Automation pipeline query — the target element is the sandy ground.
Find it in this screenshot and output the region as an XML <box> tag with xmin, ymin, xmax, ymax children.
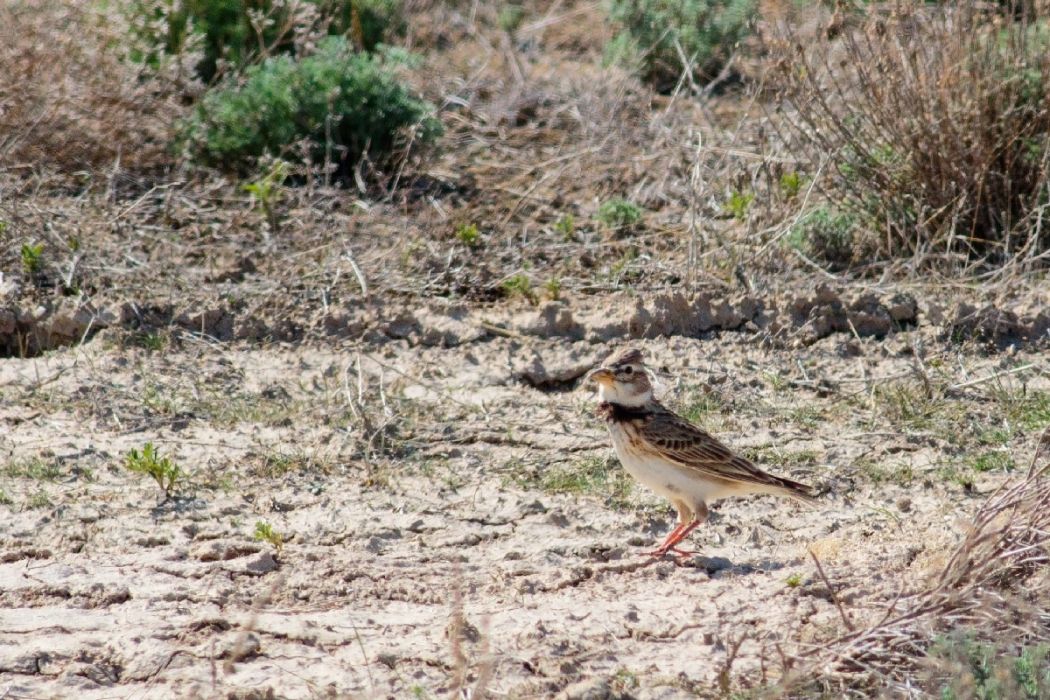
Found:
<box><xmin>3</xmin><ymin>320</ymin><xmax>1046</xmax><ymax>698</ymax></box>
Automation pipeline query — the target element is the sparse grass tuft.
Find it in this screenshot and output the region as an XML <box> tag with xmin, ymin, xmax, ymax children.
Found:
<box><xmin>2</xmin><ymin>457</ymin><xmax>62</xmax><ymax>482</ymax></box>
<box><xmin>511</xmin><ymin>456</ymin><xmax>635</xmax><ymax>510</ymax></box>
<box><xmin>125</xmin><ymin>442</ymin><xmax>183</xmax><ymax>501</ymax></box>
<box><xmin>25</xmin><ymin>490</ymin><xmax>52</xmax><ymax>510</ymax></box>
<box><xmin>0</xmin><ymin>489</ymin><xmax>13</xmax><ymax>505</ymax></box>
<box><xmin>969</xmin><ymin>450</ymin><xmax>1015</xmax><ymax>473</ymax></box>
<box><xmin>929</xmin><ymin>632</ymin><xmax>1050</xmax><ymax>700</ymax></box>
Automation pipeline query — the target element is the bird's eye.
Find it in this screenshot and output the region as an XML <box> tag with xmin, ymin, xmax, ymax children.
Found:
<box><xmin>622</xmin><ymin>366</ymin><xmax>634</xmax><ymax>375</ymax></box>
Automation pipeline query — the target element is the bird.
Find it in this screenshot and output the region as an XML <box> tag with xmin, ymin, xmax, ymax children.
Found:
<box><xmin>584</xmin><ymin>346</ymin><xmax>816</xmax><ymax>558</ymax></box>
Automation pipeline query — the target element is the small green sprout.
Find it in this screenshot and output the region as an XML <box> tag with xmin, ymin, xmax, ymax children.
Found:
<box><xmin>723</xmin><ymin>190</ymin><xmax>754</xmax><ymax>220</ymax></box>
<box><xmin>554</xmin><ymin>213</ymin><xmax>575</xmax><ymax>240</ymax></box>
<box><xmin>785</xmin><ymin>573</ymin><xmax>803</xmax><ymax>588</ymax></box>
<box><xmin>125</xmin><ymin>442</ymin><xmax>183</xmax><ymax>501</ymax></box>
<box><xmin>21</xmin><ymin>242</ymin><xmax>44</xmax><ymax>276</ymax></box>
<box><xmin>455</xmin><ymin>223</ymin><xmax>481</xmax><ymax>247</ymax></box>
<box><xmin>501</xmin><ymin>273</ymin><xmax>537</xmax><ymax>303</ymax></box>
<box><xmin>253</xmin><ymin>521</ymin><xmax>284</xmax><ymax>556</ymax></box>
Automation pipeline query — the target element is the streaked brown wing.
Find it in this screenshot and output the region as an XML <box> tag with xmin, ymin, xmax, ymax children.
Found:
<box><xmin>637</xmin><ymin>404</ymin><xmax>795</xmax><ymax>490</ymax></box>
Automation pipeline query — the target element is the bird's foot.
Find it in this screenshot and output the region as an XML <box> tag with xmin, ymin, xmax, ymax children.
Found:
<box><xmin>646</xmin><ymin>546</ymin><xmax>695</xmax><ymax>559</ymax></box>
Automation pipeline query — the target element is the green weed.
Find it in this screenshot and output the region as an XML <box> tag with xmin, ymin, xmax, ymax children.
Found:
<box><xmin>243</xmin><ymin>159</ymin><xmax>289</xmax><ymax>233</ymax></box>
<box><xmin>606</xmin><ymin>0</ymin><xmax>754</xmax><ymax>91</ymax></box>
<box><xmin>596</xmin><ymin>198</ymin><xmax>643</xmax><ymax>230</ymax></box>
<box><xmin>501</xmin><ymin>273</ymin><xmax>537</xmax><ymax>303</ymax></box>
<box><xmin>723</xmin><ymin>190</ymin><xmax>754</xmax><ymax>220</ymax></box>
<box><xmin>20</xmin><ymin>242</ymin><xmax>44</xmax><ymax>276</ymax></box>
<box><xmin>554</xmin><ymin>213</ymin><xmax>576</xmax><ymax>240</ymax></box>
<box><xmin>785</xmin><ymin>572</ymin><xmax>803</xmax><ymax>588</ymax></box>
<box><xmin>543</xmin><ymin>277</ymin><xmax>562</xmax><ymax>301</ymax></box>
<box><xmin>253</xmin><ymin>521</ymin><xmax>285</xmax><ymax>556</ymax></box>
<box><xmin>779</xmin><ymin>171</ymin><xmax>804</xmax><ymax>199</ymax></box>
<box><xmin>455</xmin><ymin>223</ymin><xmax>481</xmax><ymax>248</ymax></box>
<box><xmin>180</xmin><ymin>38</ymin><xmax>440</xmax><ymax>174</ymax></box>
<box><xmin>125</xmin><ymin>442</ymin><xmax>183</xmax><ymax>500</ymax></box>
<box><xmin>0</xmin><ymin>489</ymin><xmax>12</xmax><ymax>505</ymax></box>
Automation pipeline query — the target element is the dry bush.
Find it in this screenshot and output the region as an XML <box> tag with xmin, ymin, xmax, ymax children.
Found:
<box><xmin>0</xmin><ymin>0</ymin><xmax>184</xmax><ymax>176</ymax></box>
<box><xmin>766</xmin><ymin>2</ymin><xmax>1050</xmax><ymax>271</ymax></box>
<box><xmin>781</xmin><ymin>428</ymin><xmax>1050</xmax><ymax>695</ymax></box>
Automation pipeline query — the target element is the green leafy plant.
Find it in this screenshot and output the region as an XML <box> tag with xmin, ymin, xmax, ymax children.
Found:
<box><xmin>930</xmin><ymin>632</ymin><xmax>1050</xmax><ymax>700</ymax></box>
<box><xmin>125</xmin><ymin>442</ymin><xmax>183</xmax><ymax>501</ymax></box>
<box><xmin>788</xmin><ymin>207</ymin><xmax>856</xmax><ymax>269</ymax></box>
<box><xmin>785</xmin><ymin>573</ymin><xmax>803</xmax><ymax>588</ymax></box>
<box><xmin>606</xmin><ymin>0</ymin><xmax>755</xmax><ymax>91</ymax></box>
<box><xmin>779</xmin><ymin>171</ymin><xmax>803</xmax><ymax>199</ymax></box>
<box><xmin>243</xmin><ymin>159</ymin><xmax>289</xmax><ymax>233</ymax></box>
<box><xmin>543</xmin><ymin>277</ymin><xmax>562</xmax><ymax>301</ymax></box>
<box><xmin>180</xmin><ymin>37</ymin><xmax>441</xmax><ymax>175</ymax></box>
<box><xmin>127</xmin><ymin>0</ymin><xmax>403</xmax><ymax>82</ymax></box>
<box><xmin>596</xmin><ymin>197</ymin><xmax>644</xmax><ymax>230</ymax></box>
<box><xmin>20</xmin><ymin>242</ymin><xmax>44</xmax><ymax>276</ymax></box>
<box><xmin>501</xmin><ymin>273</ymin><xmax>537</xmax><ymax>304</ymax></box>
<box><xmin>498</xmin><ymin>4</ymin><xmax>526</xmax><ymax>33</ymax></box>
<box><xmin>554</xmin><ymin>213</ymin><xmax>575</xmax><ymax>240</ymax></box>
<box><xmin>723</xmin><ymin>190</ymin><xmax>754</xmax><ymax>220</ymax></box>
<box><xmin>455</xmin><ymin>223</ymin><xmax>481</xmax><ymax>248</ymax></box>
<box><xmin>253</xmin><ymin>520</ymin><xmax>285</xmax><ymax>556</ymax></box>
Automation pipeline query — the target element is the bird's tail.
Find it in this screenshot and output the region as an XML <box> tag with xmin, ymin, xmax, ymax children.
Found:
<box><xmin>770</xmin><ymin>475</ymin><xmax>819</xmax><ymax>506</ymax></box>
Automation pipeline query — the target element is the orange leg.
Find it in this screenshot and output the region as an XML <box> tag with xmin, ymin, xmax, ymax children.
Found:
<box><xmin>648</xmin><ymin>502</ymin><xmax>709</xmax><ymax>559</ymax></box>
<box><xmin>647</xmin><ymin>520</ymin><xmax>689</xmax><ymax>557</ymax></box>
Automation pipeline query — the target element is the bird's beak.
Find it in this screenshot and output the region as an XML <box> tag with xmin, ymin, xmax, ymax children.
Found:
<box><xmin>583</xmin><ymin>367</ymin><xmax>614</xmax><ymax>386</ymax></box>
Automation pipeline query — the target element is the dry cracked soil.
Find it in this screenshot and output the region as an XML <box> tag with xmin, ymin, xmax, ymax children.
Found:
<box><xmin>2</xmin><ymin>291</ymin><xmax>1049</xmax><ymax>698</ymax></box>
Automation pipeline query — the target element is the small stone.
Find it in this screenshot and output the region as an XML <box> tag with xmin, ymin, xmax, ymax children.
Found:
<box><xmin>897</xmin><ymin>497</ymin><xmax>912</xmax><ymax>513</ymax></box>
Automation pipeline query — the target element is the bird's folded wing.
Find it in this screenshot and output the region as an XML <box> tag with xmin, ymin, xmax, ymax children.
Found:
<box><xmin>638</xmin><ymin>410</ymin><xmax>789</xmax><ymax>488</ymax></box>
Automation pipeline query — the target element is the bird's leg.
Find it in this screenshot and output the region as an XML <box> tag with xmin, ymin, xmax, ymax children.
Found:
<box><xmin>653</xmin><ymin>502</ymin><xmax>709</xmax><ymax>558</ymax></box>
<box><xmin>659</xmin><ymin>519</ymin><xmax>701</xmax><ymax>556</ymax></box>
<box><xmin>647</xmin><ymin>521</ymin><xmax>688</xmax><ymax>557</ymax></box>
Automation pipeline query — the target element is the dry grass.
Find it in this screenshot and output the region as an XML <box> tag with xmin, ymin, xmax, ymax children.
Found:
<box><xmin>779</xmin><ymin>428</ymin><xmax>1050</xmax><ymax>695</ymax></box>
<box><xmin>0</xmin><ymin>0</ymin><xmax>183</xmax><ymax>176</ymax></box>
<box><xmin>766</xmin><ymin>1</ymin><xmax>1050</xmax><ymax>272</ymax></box>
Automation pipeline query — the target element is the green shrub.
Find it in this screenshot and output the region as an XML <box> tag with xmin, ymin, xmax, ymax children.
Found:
<box><xmin>929</xmin><ymin>632</ymin><xmax>1050</xmax><ymax>700</ymax></box>
<box><xmin>606</xmin><ymin>0</ymin><xmax>755</xmax><ymax>91</ymax></box>
<box><xmin>128</xmin><ymin>0</ymin><xmax>403</xmax><ymax>82</ymax></box>
<box><xmin>788</xmin><ymin>207</ymin><xmax>856</xmax><ymax>269</ymax></box>
<box><xmin>596</xmin><ymin>197</ymin><xmax>644</xmax><ymax>230</ymax></box>
<box><xmin>180</xmin><ymin>37</ymin><xmax>440</xmax><ymax>173</ymax></box>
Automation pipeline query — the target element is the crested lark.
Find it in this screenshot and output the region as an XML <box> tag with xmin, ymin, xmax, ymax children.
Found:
<box><xmin>585</xmin><ymin>347</ymin><xmax>816</xmax><ymax>557</ymax></box>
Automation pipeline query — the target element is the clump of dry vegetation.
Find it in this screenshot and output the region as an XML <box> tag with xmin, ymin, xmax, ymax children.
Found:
<box><xmin>0</xmin><ymin>0</ymin><xmax>182</xmax><ymax>174</ymax></box>
<box><xmin>768</xmin><ymin>2</ymin><xmax>1050</xmax><ymax>271</ymax></box>
<box><xmin>781</xmin><ymin>429</ymin><xmax>1050</xmax><ymax>696</ymax></box>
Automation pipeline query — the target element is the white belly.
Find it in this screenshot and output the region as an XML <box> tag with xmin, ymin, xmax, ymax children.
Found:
<box><xmin>608</xmin><ymin>423</ymin><xmax>737</xmax><ymax>506</ymax></box>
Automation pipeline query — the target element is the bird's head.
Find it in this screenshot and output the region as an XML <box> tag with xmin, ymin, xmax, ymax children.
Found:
<box><xmin>584</xmin><ymin>347</ymin><xmax>653</xmax><ymax>406</ymax></box>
